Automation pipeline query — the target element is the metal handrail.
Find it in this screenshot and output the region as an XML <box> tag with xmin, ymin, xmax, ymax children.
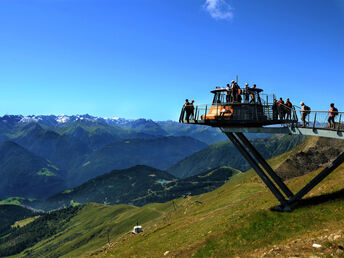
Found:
<box><xmin>298</xmin><ymin>110</ymin><xmax>344</xmax><ymax>114</ymax></box>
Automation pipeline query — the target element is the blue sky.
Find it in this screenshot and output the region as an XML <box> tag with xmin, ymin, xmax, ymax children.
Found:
<box><xmin>0</xmin><ymin>0</ymin><xmax>343</xmax><ymax>120</ymax></box>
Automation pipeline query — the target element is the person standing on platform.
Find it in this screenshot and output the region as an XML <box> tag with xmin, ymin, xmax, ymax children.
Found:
<box><xmin>230</xmin><ymin>81</ymin><xmax>239</xmax><ymax>102</ymax></box>
<box><xmin>300</xmin><ymin>102</ymin><xmax>311</xmax><ymax>127</ymax></box>
<box><xmin>226</xmin><ymin>83</ymin><xmax>231</xmax><ymax>103</ymax></box>
<box><xmin>250</xmin><ymin>84</ymin><xmax>256</xmax><ymax>103</ymax></box>
<box><xmin>183</xmin><ymin>99</ymin><xmax>190</xmax><ymax>123</ymax></box>
<box><xmin>272</xmin><ymin>98</ymin><xmax>278</xmax><ymax>120</ymax></box>
<box><xmin>190</xmin><ymin>100</ymin><xmax>195</xmax><ymax>120</ymax></box>
<box><xmin>244</xmin><ymin>83</ymin><xmax>250</xmax><ymax>103</ymax></box>
<box><xmin>285</xmin><ymin>98</ymin><xmax>293</xmax><ymax>120</ymax></box>
<box><xmin>277</xmin><ymin>97</ymin><xmax>285</xmax><ymax>120</ymax></box>
<box><xmin>328</xmin><ymin>103</ymin><xmax>338</xmax><ymax>129</ymax></box>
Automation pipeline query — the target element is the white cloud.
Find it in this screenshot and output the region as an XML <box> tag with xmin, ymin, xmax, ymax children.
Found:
<box><xmin>204</xmin><ymin>0</ymin><xmax>234</xmax><ymax>20</ymax></box>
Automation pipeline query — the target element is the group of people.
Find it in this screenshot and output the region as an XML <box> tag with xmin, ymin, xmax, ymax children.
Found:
<box><xmin>225</xmin><ymin>81</ymin><xmax>257</xmax><ymax>104</ymax></box>
<box><xmin>180</xmin><ymin>92</ymin><xmax>340</xmax><ymax>129</ymax></box>
<box><xmin>276</xmin><ymin>99</ymin><xmax>339</xmax><ymax>129</ymax></box>
<box><xmin>299</xmin><ymin>102</ymin><xmax>339</xmax><ymax>128</ymax></box>
<box><xmin>273</xmin><ymin>97</ymin><xmax>294</xmax><ymax>120</ymax></box>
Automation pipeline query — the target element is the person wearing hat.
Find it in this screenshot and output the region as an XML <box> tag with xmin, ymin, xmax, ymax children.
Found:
<box><xmin>300</xmin><ymin>101</ymin><xmax>311</xmax><ymax>127</ymax></box>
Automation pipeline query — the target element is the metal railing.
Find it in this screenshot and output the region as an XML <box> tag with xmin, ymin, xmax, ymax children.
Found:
<box><xmin>179</xmin><ymin>102</ymin><xmax>298</xmax><ymax>125</ymax></box>
<box><xmin>297</xmin><ymin>109</ymin><xmax>344</xmax><ymax>131</ymax></box>
<box><xmin>179</xmin><ymin>102</ymin><xmax>344</xmax><ymax>132</ymax></box>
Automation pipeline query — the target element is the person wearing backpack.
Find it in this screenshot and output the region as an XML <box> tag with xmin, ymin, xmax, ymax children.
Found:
<box><xmin>328</xmin><ymin>103</ymin><xmax>338</xmax><ymax>129</ymax></box>
<box><xmin>300</xmin><ymin>102</ymin><xmax>311</xmax><ymax>127</ymax></box>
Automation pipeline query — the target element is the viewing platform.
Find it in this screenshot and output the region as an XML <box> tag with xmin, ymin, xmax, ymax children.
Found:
<box><xmin>179</xmin><ymin>83</ymin><xmax>344</xmax><ymax>211</ymax></box>
<box><xmin>180</xmin><ymin>87</ymin><xmax>344</xmax><ymax>139</ymax></box>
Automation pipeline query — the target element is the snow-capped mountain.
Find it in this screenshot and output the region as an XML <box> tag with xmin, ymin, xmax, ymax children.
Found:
<box><xmin>0</xmin><ymin>114</ymin><xmax>230</xmax><ymax>144</ymax></box>
<box><xmin>0</xmin><ymin>114</ymin><xmax>133</xmax><ymax>126</ymax></box>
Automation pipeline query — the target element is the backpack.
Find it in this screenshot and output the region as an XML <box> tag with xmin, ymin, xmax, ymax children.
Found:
<box><xmin>304</xmin><ymin>105</ymin><xmax>311</xmax><ymax>114</ymax></box>
<box><xmin>333</xmin><ymin>107</ymin><xmax>338</xmax><ymax>116</ymax></box>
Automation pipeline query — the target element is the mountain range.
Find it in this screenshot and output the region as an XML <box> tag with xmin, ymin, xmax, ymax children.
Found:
<box><xmin>0</xmin><ymin>114</ymin><xmax>300</xmax><ymax>209</ymax></box>
<box><xmin>0</xmin><ymin>115</ymin><xmax>213</xmax><ymax>197</ymax></box>
<box><xmin>2</xmin><ymin>135</ymin><xmax>344</xmax><ymax>257</ymax></box>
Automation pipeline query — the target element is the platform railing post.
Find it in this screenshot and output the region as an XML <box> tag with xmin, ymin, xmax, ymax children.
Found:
<box><xmin>337</xmin><ymin>114</ymin><xmax>342</xmax><ymax>132</ymax></box>
<box><xmin>235</xmin><ymin>132</ymin><xmax>294</xmax><ymax>198</ymax></box>
<box><xmin>179</xmin><ymin>107</ymin><xmax>184</xmax><ymax>123</ymax></box>
<box><xmin>313</xmin><ymin>112</ymin><xmax>317</xmax><ymax>131</ymax></box>
<box><xmin>204</xmin><ymin>105</ymin><xmax>207</xmax><ymax>120</ymax></box>
<box><xmin>225</xmin><ymin>132</ymin><xmax>290</xmax><ymax>210</ymax></box>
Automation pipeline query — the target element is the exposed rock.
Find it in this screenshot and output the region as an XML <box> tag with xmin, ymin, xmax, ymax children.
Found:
<box><xmin>312</xmin><ymin>243</ymin><xmax>322</xmax><ymax>248</ymax></box>
<box><xmin>276</xmin><ymin>137</ymin><xmax>344</xmax><ymax>180</ymax></box>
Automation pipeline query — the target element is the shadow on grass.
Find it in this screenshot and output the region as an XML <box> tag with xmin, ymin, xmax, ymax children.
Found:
<box><xmin>270</xmin><ymin>188</ymin><xmax>344</xmax><ymax>212</ymax></box>
<box><xmin>296</xmin><ymin>188</ymin><xmax>344</xmax><ymax>208</ymax></box>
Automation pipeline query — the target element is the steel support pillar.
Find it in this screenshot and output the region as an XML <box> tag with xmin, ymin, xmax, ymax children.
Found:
<box><xmin>224</xmin><ymin>131</ymin><xmax>344</xmax><ymax>211</ymax></box>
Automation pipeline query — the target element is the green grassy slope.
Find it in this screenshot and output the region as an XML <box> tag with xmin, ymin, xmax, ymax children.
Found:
<box><xmin>0</xmin><ymin>205</ymin><xmax>39</xmax><ymax>238</ymax></box>
<box><xmin>9</xmin><ymin>163</ymin><xmax>344</xmax><ymax>257</ymax></box>
<box><xmin>100</xmin><ymin>155</ymin><xmax>344</xmax><ymax>257</ymax></box>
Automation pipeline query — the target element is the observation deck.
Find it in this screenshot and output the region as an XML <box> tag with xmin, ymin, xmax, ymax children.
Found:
<box><xmin>180</xmin><ymin>87</ymin><xmax>344</xmax><ymax>139</ymax></box>
<box><xmin>179</xmin><ymin>84</ymin><xmax>344</xmax><ymax>211</ymax></box>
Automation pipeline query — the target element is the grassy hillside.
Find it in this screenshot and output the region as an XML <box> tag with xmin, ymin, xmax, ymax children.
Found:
<box><xmin>0</xmin><ymin>205</ymin><xmax>39</xmax><ymax>238</ymax></box>
<box><xmin>0</xmin><ymin>206</ymin><xmax>81</xmax><ymax>257</ymax></box>
<box><xmin>4</xmin><ymin>137</ymin><xmax>344</xmax><ymax>257</ymax></box>
<box><xmin>32</xmin><ymin>165</ymin><xmax>240</xmax><ymax>211</ymax></box>
<box><xmin>168</xmin><ymin>134</ymin><xmax>305</xmax><ymax>178</ymax></box>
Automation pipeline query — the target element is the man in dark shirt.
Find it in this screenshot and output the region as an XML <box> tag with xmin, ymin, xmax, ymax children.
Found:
<box><xmin>285</xmin><ymin>98</ymin><xmax>293</xmax><ymax>120</ymax></box>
